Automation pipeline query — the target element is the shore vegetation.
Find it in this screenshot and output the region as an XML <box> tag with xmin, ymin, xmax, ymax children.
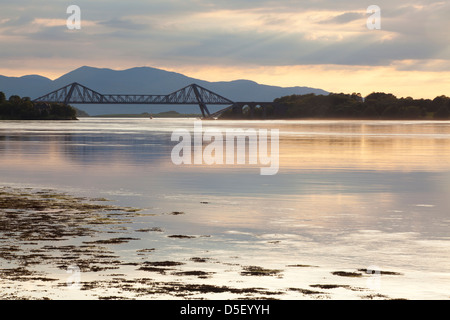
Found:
<box><xmin>220</xmin><ymin>92</ymin><xmax>450</xmax><ymax>120</ymax></box>
<box><xmin>0</xmin><ymin>92</ymin><xmax>77</xmax><ymax>120</ymax></box>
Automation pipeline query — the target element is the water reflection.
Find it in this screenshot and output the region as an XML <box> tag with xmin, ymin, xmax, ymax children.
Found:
<box><xmin>2</xmin><ymin>119</ymin><xmax>450</xmax><ymax>171</ymax></box>
<box><xmin>1</xmin><ymin>119</ymin><xmax>450</xmax><ymax>204</ymax></box>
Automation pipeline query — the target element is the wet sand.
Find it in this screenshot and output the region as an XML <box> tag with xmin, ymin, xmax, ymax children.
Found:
<box><xmin>0</xmin><ymin>186</ymin><xmax>406</xmax><ymax>300</ymax></box>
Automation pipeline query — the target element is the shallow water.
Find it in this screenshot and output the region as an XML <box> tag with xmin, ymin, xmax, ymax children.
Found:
<box><xmin>0</xmin><ymin>118</ymin><xmax>449</xmax><ymax>299</ymax></box>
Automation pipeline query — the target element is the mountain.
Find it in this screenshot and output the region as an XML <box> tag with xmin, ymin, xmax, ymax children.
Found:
<box><xmin>0</xmin><ymin>66</ymin><xmax>328</xmax><ymax>115</ymax></box>
<box><xmin>0</xmin><ymin>74</ymin><xmax>52</xmax><ymax>99</ymax></box>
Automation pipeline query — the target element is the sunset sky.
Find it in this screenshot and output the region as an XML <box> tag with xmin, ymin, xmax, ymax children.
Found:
<box><xmin>1</xmin><ymin>0</ymin><xmax>449</xmax><ymax>98</ymax></box>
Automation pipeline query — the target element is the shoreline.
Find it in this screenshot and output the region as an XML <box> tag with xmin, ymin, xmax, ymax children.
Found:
<box><xmin>0</xmin><ymin>186</ymin><xmax>411</xmax><ymax>300</ymax></box>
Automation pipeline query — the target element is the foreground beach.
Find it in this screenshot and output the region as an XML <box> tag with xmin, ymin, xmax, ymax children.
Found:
<box><xmin>1</xmin><ymin>186</ymin><xmax>409</xmax><ymax>300</ymax></box>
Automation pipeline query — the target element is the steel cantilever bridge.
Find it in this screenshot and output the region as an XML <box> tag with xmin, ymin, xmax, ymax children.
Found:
<box><xmin>33</xmin><ymin>82</ymin><xmax>285</xmax><ymax>118</ymax></box>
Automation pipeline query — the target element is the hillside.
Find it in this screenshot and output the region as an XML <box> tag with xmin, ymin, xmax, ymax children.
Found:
<box><xmin>0</xmin><ymin>66</ymin><xmax>328</xmax><ymax>115</ymax></box>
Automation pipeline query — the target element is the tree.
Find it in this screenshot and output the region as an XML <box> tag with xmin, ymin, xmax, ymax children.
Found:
<box><xmin>434</xmin><ymin>106</ymin><xmax>450</xmax><ymax>119</ymax></box>
<box><xmin>362</xmin><ymin>105</ymin><xmax>379</xmax><ymax>118</ymax></box>
<box><xmin>431</xmin><ymin>95</ymin><xmax>450</xmax><ymax>113</ymax></box>
<box><xmin>401</xmin><ymin>106</ymin><xmax>422</xmax><ymax>119</ymax></box>
<box><xmin>351</xmin><ymin>93</ymin><xmax>363</xmax><ymax>103</ymax></box>
<box><xmin>49</xmin><ymin>103</ymin><xmax>77</xmax><ymax>119</ymax></box>
<box><xmin>381</xmin><ymin>105</ymin><xmax>400</xmax><ymax>119</ymax></box>
<box><xmin>365</xmin><ymin>92</ymin><xmax>398</xmax><ymax>115</ymax></box>
<box><xmin>9</xmin><ymin>95</ymin><xmax>21</xmax><ymax>105</ymax></box>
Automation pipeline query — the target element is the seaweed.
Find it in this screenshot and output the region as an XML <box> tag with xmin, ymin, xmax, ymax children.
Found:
<box><xmin>331</xmin><ymin>271</ymin><xmax>363</xmax><ymax>277</ymax></box>
<box><xmin>167</xmin><ymin>235</ymin><xmax>196</xmax><ymax>239</ymax></box>
<box><xmin>240</xmin><ymin>266</ymin><xmax>283</xmax><ymax>277</ymax></box>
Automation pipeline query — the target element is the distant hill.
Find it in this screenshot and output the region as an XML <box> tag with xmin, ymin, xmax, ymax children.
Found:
<box><xmin>0</xmin><ymin>74</ymin><xmax>52</xmax><ymax>99</ymax></box>
<box><xmin>0</xmin><ymin>66</ymin><xmax>328</xmax><ymax>115</ymax></box>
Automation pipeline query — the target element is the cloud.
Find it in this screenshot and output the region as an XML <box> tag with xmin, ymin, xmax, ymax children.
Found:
<box><xmin>318</xmin><ymin>12</ymin><xmax>365</xmax><ymax>24</ymax></box>
<box><xmin>97</xmin><ymin>18</ymin><xmax>149</xmax><ymax>30</ymax></box>
<box><xmin>0</xmin><ymin>15</ymin><xmax>35</xmax><ymax>27</ymax></box>
<box><xmin>0</xmin><ymin>0</ymin><xmax>449</xmax><ymax>76</ymax></box>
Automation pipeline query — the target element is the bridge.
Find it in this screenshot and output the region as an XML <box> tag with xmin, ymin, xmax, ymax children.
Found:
<box><xmin>33</xmin><ymin>82</ymin><xmax>285</xmax><ymax>119</ymax></box>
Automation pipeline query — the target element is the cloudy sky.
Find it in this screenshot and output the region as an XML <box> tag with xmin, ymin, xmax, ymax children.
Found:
<box><xmin>1</xmin><ymin>0</ymin><xmax>449</xmax><ymax>98</ymax></box>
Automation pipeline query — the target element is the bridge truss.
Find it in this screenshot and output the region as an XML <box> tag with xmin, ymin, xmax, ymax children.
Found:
<box><xmin>33</xmin><ymin>82</ymin><xmax>235</xmax><ymax>118</ymax></box>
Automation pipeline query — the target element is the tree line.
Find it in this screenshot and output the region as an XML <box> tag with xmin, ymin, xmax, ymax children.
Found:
<box><xmin>221</xmin><ymin>92</ymin><xmax>450</xmax><ymax>120</ymax></box>
<box><xmin>0</xmin><ymin>92</ymin><xmax>77</xmax><ymax>120</ymax></box>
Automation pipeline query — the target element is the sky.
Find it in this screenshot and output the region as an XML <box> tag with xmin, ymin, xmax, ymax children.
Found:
<box><xmin>0</xmin><ymin>0</ymin><xmax>449</xmax><ymax>98</ymax></box>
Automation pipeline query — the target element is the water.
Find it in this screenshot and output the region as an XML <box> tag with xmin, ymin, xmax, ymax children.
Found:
<box><xmin>0</xmin><ymin>118</ymin><xmax>449</xmax><ymax>299</ymax></box>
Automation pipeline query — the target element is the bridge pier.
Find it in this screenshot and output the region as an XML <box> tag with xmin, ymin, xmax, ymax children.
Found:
<box><xmin>249</xmin><ymin>103</ymin><xmax>256</xmax><ymax>119</ymax></box>
<box><xmin>222</xmin><ymin>102</ymin><xmax>287</xmax><ymax>119</ymax></box>
<box><xmin>232</xmin><ymin>104</ymin><xmax>244</xmax><ymax>117</ymax></box>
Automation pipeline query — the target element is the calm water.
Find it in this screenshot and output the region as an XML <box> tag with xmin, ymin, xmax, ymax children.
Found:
<box><xmin>1</xmin><ymin>118</ymin><xmax>449</xmax><ymax>299</ymax></box>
